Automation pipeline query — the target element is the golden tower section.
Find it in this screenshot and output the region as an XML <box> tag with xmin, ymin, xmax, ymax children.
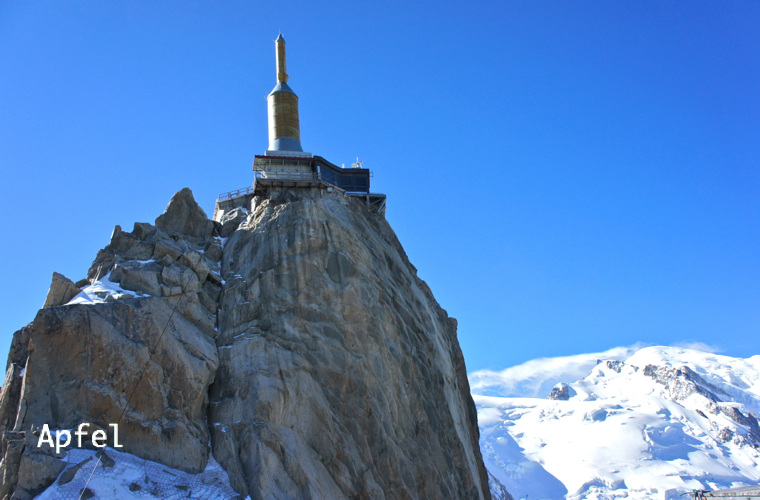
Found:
<box><xmin>268</xmin><ymin>90</ymin><xmax>301</xmax><ymax>143</ymax></box>
<box><xmin>276</xmin><ymin>36</ymin><xmax>288</xmax><ymax>83</ymax></box>
<box><xmin>267</xmin><ymin>34</ymin><xmax>303</xmax><ymax>152</ymax></box>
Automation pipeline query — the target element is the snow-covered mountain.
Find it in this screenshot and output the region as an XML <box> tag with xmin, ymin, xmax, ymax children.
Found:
<box><xmin>471</xmin><ymin>346</ymin><xmax>760</xmax><ymax>500</ymax></box>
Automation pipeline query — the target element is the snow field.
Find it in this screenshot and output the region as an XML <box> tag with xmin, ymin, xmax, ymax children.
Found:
<box><xmin>473</xmin><ymin>346</ymin><xmax>760</xmax><ymax>500</ymax></box>
<box><xmin>37</xmin><ymin>447</ymin><xmax>240</xmax><ymax>500</ymax></box>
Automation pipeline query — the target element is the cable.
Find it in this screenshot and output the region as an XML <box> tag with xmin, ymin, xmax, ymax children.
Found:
<box><xmin>76</xmin><ymin>454</ymin><xmax>102</xmax><ymax>500</ymax></box>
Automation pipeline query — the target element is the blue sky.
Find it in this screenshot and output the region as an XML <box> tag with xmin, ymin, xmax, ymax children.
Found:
<box><xmin>1</xmin><ymin>1</ymin><xmax>758</xmax><ymax>373</ymax></box>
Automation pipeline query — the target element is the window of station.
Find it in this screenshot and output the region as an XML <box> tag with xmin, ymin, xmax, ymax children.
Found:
<box><xmin>320</xmin><ymin>165</ymin><xmax>370</xmax><ymax>193</ymax></box>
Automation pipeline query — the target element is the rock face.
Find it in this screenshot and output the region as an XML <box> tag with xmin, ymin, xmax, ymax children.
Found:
<box><xmin>642</xmin><ymin>362</ymin><xmax>760</xmax><ymax>445</ymax></box>
<box><xmin>642</xmin><ymin>363</ymin><xmax>727</xmax><ymax>402</ymax></box>
<box><xmin>41</xmin><ymin>273</ymin><xmax>80</xmax><ymax>309</ymax></box>
<box><xmin>0</xmin><ymin>189</ymin><xmax>223</xmax><ymax>498</ymax></box>
<box><xmin>17</xmin><ymin>298</ymin><xmax>218</xmax><ymax>471</ymax></box>
<box><xmin>155</xmin><ymin>187</ymin><xmax>215</xmax><ymax>241</ymax></box>
<box><xmin>546</xmin><ymin>382</ymin><xmax>570</xmax><ymax>401</ymax></box>
<box><xmin>210</xmin><ymin>189</ymin><xmax>490</xmax><ymax>499</ymax></box>
<box><xmin>0</xmin><ymin>187</ymin><xmax>495</xmax><ymax>500</ymax></box>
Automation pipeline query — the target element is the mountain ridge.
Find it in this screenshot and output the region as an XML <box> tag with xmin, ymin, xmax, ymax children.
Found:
<box><xmin>0</xmin><ymin>187</ymin><xmax>499</xmax><ymax>500</ymax></box>
<box><xmin>472</xmin><ymin>345</ymin><xmax>760</xmax><ymax>500</ymax></box>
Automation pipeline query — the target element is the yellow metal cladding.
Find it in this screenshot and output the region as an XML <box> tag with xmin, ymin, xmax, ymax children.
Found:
<box><xmin>267</xmin><ymin>34</ymin><xmax>302</xmax><ymax>151</ymax></box>
<box><xmin>276</xmin><ymin>37</ymin><xmax>288</xmax><ymax>83</ymax></box>
<box><xmin>268</xmin><ymin>91</ymin><xmax>300</xmax><ymax>142</ymax></box>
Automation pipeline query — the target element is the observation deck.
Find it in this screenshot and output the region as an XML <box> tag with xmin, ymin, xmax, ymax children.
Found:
<box><xmin>214</xmin><ymin>155</ymin><xmax>386</xmax><ymax>221</ymax></box>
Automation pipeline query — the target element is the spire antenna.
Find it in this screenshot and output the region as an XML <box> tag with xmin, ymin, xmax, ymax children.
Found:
<box><xmin>275</xmin><ymin>33</ymin><xmax>288</xmax><ymax>82</ymax></box>
<box><xmin>266</xmin><ymin>33</ymin><xmax>303</xmax><ymax>152</ymax></box>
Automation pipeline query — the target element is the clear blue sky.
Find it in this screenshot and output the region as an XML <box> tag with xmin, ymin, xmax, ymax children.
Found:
<box><xmin>1</xmin><ymin>1</ymin><xmax>758</xmax><ymax>372</ymax></box>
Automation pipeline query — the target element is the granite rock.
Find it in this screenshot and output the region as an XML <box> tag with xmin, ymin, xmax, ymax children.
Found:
<box><xmin>155</xmin><ymin>188</ymin><xmax>215</xmax><ymax>240</ymax></box>
<box><xmin>4</xmin><ymin>298</ymin><xmax>218</xmax><ymax>473</ymax></box>
<box><xmin>117</xmin><ymin>262</ymin><xmax>163</xmax><ymax>297</ymax></box>
<box><xmin>15</xmin><ymin>447</ymin><xmax>66</xmax><ymax>495</ymax></box>
<box><xmin>210</xmin><ymin>188</ymin><xmax>490</xmax><ymax>499</ymax></box>
<box><xmin>0</xmin><ymin>438</ymin><xmax>24</xmax><ymax>499</ymax></box>
<box><xmin>218</xmin><ymin>207</ymin><xmax>248</xmax><ymax>238</ymax></box>
<box><xmin>154</xmin><ymin>240</ymin><xmax>183</xmax><ymax>261</ymax></box>
<box><xmin>42</xmin><ymin>272</ymin><xmax>80</xmax><ymax>309</ymax></box>
<box><xmin>1</xmin><ymin>187</ymin><xmax>498</xmax><ymax>500</ymax></box>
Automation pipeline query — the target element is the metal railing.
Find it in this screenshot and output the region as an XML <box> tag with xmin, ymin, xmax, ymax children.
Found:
<box><xmin>218</xmin><ymin>186</ymin><xmax>253</xmax><ymax>201</ymax></box>
<box><xmin>254</xmin><ymin>170</ymin><xmax>320</xmax><ymax>182</ymax></box>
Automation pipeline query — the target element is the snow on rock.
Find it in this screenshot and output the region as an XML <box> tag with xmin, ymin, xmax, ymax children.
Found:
<box><xmin>472</xmin><ymin>346</ymin><xmax>760</xmax><ymax>500</ymax></box>
<box><xmin>547</xmin><ymin>382</ymin><xmax>573</xmax><ymax>401</ymax></box>
<box><xmin>67</xmin><ymin>272</ymin><xmax>140</xmax><ymax>305</ymax></box>
<box><xmin>37</xmin><ymin>447</ymin><xmax>239</xmax><ymax>500</ymax></box>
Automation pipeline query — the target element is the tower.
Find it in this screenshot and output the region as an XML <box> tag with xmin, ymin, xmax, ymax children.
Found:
<box><xmin>214</xmin><ymin>34</ymin><xmax>386</xmax><ymax>221</ymax></box>
<box><xmin>267</xmin><ymin>34</ymin><xmax>303</xmax><ymax>153</ymax></box>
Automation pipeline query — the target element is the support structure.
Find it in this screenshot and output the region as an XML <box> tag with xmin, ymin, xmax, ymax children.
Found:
<box><xmin>214</xmin><ymin>34</ymin><xmax>387</xmax><ymax>220</ymax></box>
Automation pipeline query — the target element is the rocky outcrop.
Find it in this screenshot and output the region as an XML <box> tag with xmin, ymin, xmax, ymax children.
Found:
<box><xmin>604</xmin><ymin>360</ymin><xmax>625</xmax><ymax>373</ymax></box>
<box><xmin>155</xmin><ymin>187</ymin><xmax>216</xmax><ymax>241</ymax></box>
<box><xmin>218</xmin><ymin>207</ymin><xmax>248</xmax><ymax>238</ymax></box>
<box><xmin>643</xmin><ymin>363</ymin><xmax>760</xmax><ymax>447</ymax></box>
<box><xmin>41</xmin><ymin>273</ymin><xmax>80</xmax><ymax>309</ymax></box>
<box><xmin>16</xmin><ymin>298</ymin><xmax>218</xmax><ymax>471</ymax></box>
<box><xmin>0</xmin><ymin>189</ymin><xmax>223</xmax><ymax>497</ymax></box>
<box><xmin>83</xmin><ymin>196</ymin><xmax>222</xmax><ymax>337</ymax></box>
<box><xmin>547</xmin><ymin>382</ymin><xmax>570</xmax><ymax>401</ymax></box>
<box><xmin>209</xmin><ymin>189</ymin><xmax>489</xmax><ymax>499</ymax></box>
<box><xmin>0</xmin><ymin>186</ymin><xmax>496</xmax><ymax>500</ymax></box>
<box><xmin>15</xmin><ymin>446</ymin><xmax>66</xmax><ymax>495</ymax></box>
<box><xmin>643</xmin><ymin>364</ymin><xmax>727</xmax><ymax>403</ymax></box>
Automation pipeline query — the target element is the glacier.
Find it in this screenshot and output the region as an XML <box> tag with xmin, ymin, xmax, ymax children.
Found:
<box><xmin>471</xmin><ymin>346</ymin><xmax>760</xmax><ymax>500</ymax></box>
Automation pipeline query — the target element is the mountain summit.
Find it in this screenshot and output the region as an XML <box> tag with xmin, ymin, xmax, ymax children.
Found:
<box><xmin>0</xmin><ymin>187</ymin><xmax>499</xmax><ymax>499</ymax></box>
<box><xmin>473</xmin><ymin>346</ymin><xmax>760</xmax><ymax>500</ymax></box>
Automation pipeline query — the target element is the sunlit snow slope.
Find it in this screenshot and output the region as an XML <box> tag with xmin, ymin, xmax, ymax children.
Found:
<box><xmin>471</xmin><ymin>346</ymin><xmax>760</xmax><ymax>500</ymax></box>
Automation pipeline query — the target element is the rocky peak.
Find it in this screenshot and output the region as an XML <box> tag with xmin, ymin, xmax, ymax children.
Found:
<box><xmin>547</xmin><ymin>382</ymin><xmax>571</xmax><ymax>401</ymax></box>
<box><xmin>41</xmin><ymin>272</ymin><xmax>79</xmax><ymax>309</ymax></box>
<box><xmin>604</xmin><ymin>359</ymin><xmax>625</xmax><ymax>373</ymax></box>
<box><xmin>642</xmin><ymin>364</ymin><xmax>727</xmax><ymax>403</ymax></box>
<box><xmin>0</xmin><ymin>187</ymin><xmax>497</xmax><ymax>500</ymax></box>
<box><xmin>210</xmin><ymin>188</ymin><xmax>491</xmax><ymax>498</ymax></box>
<box><xmin>155</xmin><ymin>187</ymin><xmax>216</xmax><ymax>241</ymax></box>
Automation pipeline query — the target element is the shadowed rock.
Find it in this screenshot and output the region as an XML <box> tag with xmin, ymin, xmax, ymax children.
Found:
<box><xmin>16</xmin><ymin>447</ymin><xmax>66</xmax><ymax>495</ymax></box>
<box><xmin>2</xmin><ymin>298</ymin><xmax>218</xmax><ymax>473</ymax></box>
<box><xmin>218</xmin><ymin>207</ymin><xmax>248</xmax><ymax>238</ymax></box>
<box><xmin>547</xmin><ymin>382</ymin><xmax>571</xmax><ymax>401</ymax></box>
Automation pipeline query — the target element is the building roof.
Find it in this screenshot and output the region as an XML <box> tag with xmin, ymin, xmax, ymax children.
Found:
<box><xmin>269</xmin><ymin>80</ymin><xmax>296</xmax><ymax>96</ymax></box>
<box><xmin>706</xmin><ymin>484</ymin><xmax>760</xmax><ymax>497</ymax></box>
